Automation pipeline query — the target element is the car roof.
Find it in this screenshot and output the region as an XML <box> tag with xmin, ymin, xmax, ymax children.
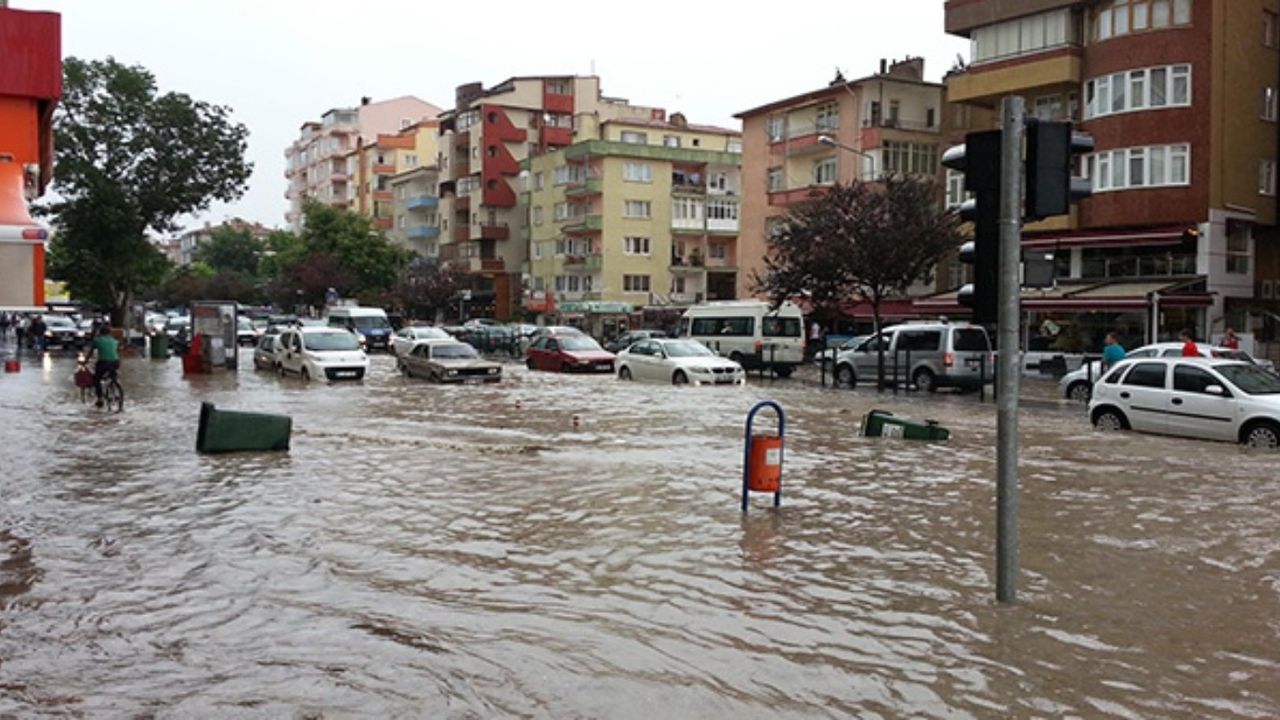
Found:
<box><xmin>1112</xmin><ymin>356</ymin><xmax>1249</xmax><ymax>367</ymax></box>
<box><xmin>295</xmin><ymin>326</ymin><xmax>350</xmax><ymax>333</ymax></box>
<box><xmin>410</xmin><ymin>338</ymin><xmax>464</xmax><ymax>345</ymax></box>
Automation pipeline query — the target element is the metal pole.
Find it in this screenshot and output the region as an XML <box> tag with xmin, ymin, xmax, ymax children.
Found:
<box><xmin>996</xmin><ymin>96</ymin><xmax>1025</xmax><ymax>604</ymax></box>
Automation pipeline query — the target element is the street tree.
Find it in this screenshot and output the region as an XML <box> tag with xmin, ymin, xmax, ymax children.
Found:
<box><xmin>42</xmin><ymin>56</ymin><xmax>251</xmax><ymax>323</ymax></box>
<box><xmin>754</xmin><ymin>176</ymin><xmax>962</xmax><ymax>386</ymax></box>
<box><xmin>394</xmin><ymin>259</ymin><xmax>464</xmax><ymax>324</ymax></box>
<box><xmin>296</xmin><ymin>202</ymin><xmax>413</xmax><ymax>298</ymax></box>
<box><xmin>194</xmin><ymin>226</ymin><xmax>263</xmax><ymax>278</ymax></box>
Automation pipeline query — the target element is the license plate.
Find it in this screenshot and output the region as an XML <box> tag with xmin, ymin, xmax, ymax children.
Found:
<box><xmin>335</xmin><ymin>371</ymin><xmax>357</xmax><ymax>378</ymax></box>
<box><xmin>596</xmin><ymin>364</ymin><xmax>612</xmax><ymax>370</ymax></box>
<box><xmin>965</xmin><ymin>357</ymin><xmax>981</xmax><ymax>368</ymax></box>
<box><xmin>465</xmin><ymin>377</ymin><xmax>482</xmax><ymax>385</ymax></box>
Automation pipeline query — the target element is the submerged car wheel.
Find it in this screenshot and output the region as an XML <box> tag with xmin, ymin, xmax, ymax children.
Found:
<box><xmin>672</xmin><ymin>370</ymin><xmax>689</xmax><ymax>386</ymax></box>
<box><xmin>1093</xmin><ymin>408</ymin><xmax>1127</xmax><ymax>432</ymax></box>
<box><xmin>300</xmin><ymin>367</ymin><xmax>311</xmax><ymax>382</ymax></box>
<box><xmin>1243</xmin><ymin>421</ymin><xmax>1280</xmax><ymax>449</ymax></box>
<box><xmin>526</xmin><ymin>358</ymin><xmax>535</xmax><ymax>370</ymax></box>
<box><xmin>619</xmin><ymin>366</ymin><xmax>632</xmax><ymax>381</ymax></box>
<box><xmin>836</xmin><ymin>364</ymin><xmax>856</xmax><ymax>388</ymax></box>
<box><xmin>774</xmin><ymin>365</ymin><xmax>794</xmax><ymax>379</ymax></box>
<box><xmin>1067</xmin><ymin>381</ymin><xmax>1091</xmax><ymax>402</ymax></box>
<box><xmin>913</xmin><ymin>368</ymin><xmax>936</xmax><ymax>393</ymax></box>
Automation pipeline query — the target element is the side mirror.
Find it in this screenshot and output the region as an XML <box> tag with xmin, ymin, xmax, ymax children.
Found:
<box><xmin>1205</xmin><ymin>384</ymin><xmax>1226</xmax><ymax>396</ymax></box>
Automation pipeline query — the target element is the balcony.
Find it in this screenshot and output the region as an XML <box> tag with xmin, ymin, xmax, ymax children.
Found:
<box><xmin>456</xmin><ymin>158</ymin><xmax>471</xmax><ymax>176</ymax></box>
<box><xmin>671</xmin><ymin>180</ymin><xmax>706</xmax><ymax>195</ymax></box>
<box><xmin>373</xmin><ymin>190</ymin><xmax>393</xmax><ymax>203</ymax></box>
<box><xmin>373</xmin><ymin>163</ymin><xmax>396</xmax><ymax>175</ymax></box>
<box><xmin>406</xmin><ymin>195</ymin><xmax>438</xmax><ymax>210</ymax></box>
<box><xmin>373</xmin><ymin>217</ymin><xmax>393</xmax><ymax>230</ymax></box>
<box><xmin>707</xmin><ymin>218</ymin><xmax>739</xmax><ymax>234</ymax></box>
<box><xmin>479</xmin><ymin>222</ymin><xmax>510</xmax><ymax>241</ymax></box>
<box><xmin>947</xmin><ymin>46</ymin><xmax>1082</xmax><ymax>105</ymax></box>
<box><xmin>542</xmin><ymin>126</ymin><xmax>573</xmax><ymax>148</ymax></box>
<box><xmin>670</xmin><ymin>291</ymin><xmax>704</xmax><ymax>304</ymax></box>
<box><xmin>670</xmin><ymin>255</ymin><xmax>705</xmax><ymax>271</ymax></box>
<box><xmin>565</xmin><ymin>178</ymin><xmax>602</xmax><ymax>197</ymax></box>
<box><xmin>862</xmin><ymin>117</ymin><xmax>937</xmax><ymax>132</ymax></box>
<box><xmin>453</xmin><ymin>225</ymin><xmax>471</xmax><ymax>242</ymax></box>
<box><xmin>466</xmin><ymin>257</ymin><xmax>505</xmax><ymax>273</ymax></box>
<box><xmin>455</xmin><ymin>195</ymin><xmax>470</xmax><ymax>211</ymax></box>
<box><xmin>406</xmin><ymin>225</ymin><xmax>440</xmax><ymax>240</ymax></box>
<box><xmin>562</xmin><ymin>214</ymin><xmax>603</xmax><ymax>234</ymax></box>
<box><xmin>562</xmin><ymin>254</ymin><xmax>603</xmax><ymax>272</ymax></box>
<box><xmin>672</xmin><ymin>218</ymin><xmax>704</xmax><ymax>235</ymax></box>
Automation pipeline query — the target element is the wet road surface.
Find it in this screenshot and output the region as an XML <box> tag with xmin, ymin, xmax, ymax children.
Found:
<box><xmin>1</xmin><ymin>349</ymin><xmax>1279</xmax><ymax>717</ymax></box>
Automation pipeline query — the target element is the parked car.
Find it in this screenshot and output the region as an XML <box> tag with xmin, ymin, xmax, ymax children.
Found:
<box><xmin>164</xmin><ymin>316</ymin><xmax>191</xmax><ymax>339</ymax></box>
<box><xmin>397</xmin><ymin>339</ymin><xmax>502</xmax><ymax>383</ymax></box>
<box><xmin>275</xmin><ymin>326</ymin><xmax>369</xmax><ymax>382</ymax></box>
<box><xmin>252</xmin><ymin>334</ymin><xmax>281</xmax><ymax>371</ymax></box>
<box><xmin>604</xmin><ymin>329</ymin><xmax>668</xmax><ymax>354</ymax></box>
<box><xmin>529</xmin><ymin>325</ymin><xmax>587</xmax><ymax>340</ymax></box>
<box><xmin>815</xmin><ymin>335</ymin><xmax>869</xmax><ymax>363</ymax></box>
<box><xmin>390</xmin><ymin>325</ymin><xmax>452</xmax><ymax>357</ymax></box>
<box><xmin>526</xmin><ymin>334</ymin><xmax>616</xmax><ymax>373</ymax></box>
<box><xmin>461</xmin><ymin>325</ymin><xmax>519</xmax><ymax>355</ymax></box>
<box><xmin>676</xmin><ymin>301</ymin><xmax>805</xmax><ymax>377</ymax></box>
<box><xmin>41</xmin><ymin>314</ymin><xmax>86</xmax><ymax>350</ymax></box>
<box><xmin>1060</xmin><ymin>342</ymin><xmax>1268</xmax><ymax>402</ymax></box>
<box><xmin>236</xmin><ymin>316</ymin><xmax>261</xmax><ymax>346</ymax></box>
<box><xmin>834</xmin><ymin>321</ymin><xmax>992</xmax><ymax>392</ymax></box>
<box><xmin>1089</xmin><ymin>357</ymin><xmax>1280</xmax><ymax>448</ymax></box>
<box><xmin>463</xmin><ymin>318</ymin><xmax>499</xmax><ymax>328</ymax></box>
<box><xmin>326</xmin><ymin>306</ymin><xmax>394</xmax><ymax>350</ymax></box>
<box><xmin>616</xmin><ymin>338</ymin><xmax>745</xmax><ymax>386</ymax></box>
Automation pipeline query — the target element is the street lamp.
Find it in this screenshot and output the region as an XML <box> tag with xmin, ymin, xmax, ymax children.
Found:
<box><xmin>817</xmin><ymin>134</ymin><xmax>876</xmax><ymax>181</ymax></box>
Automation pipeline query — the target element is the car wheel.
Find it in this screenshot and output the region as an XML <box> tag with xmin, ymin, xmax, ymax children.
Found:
<box><xmin>836</xmin><ymin>363</ymin><xmax>856</xmax><ymax>388</ymax></box>
<box><xmin>561</xmin><ymin>363</ymin><xmax>572</xmax><ymax>374</ymax></box>
<box><xmin>300</xmin><ymin>367</ymin><xmax>311</xmax><ymax>383</ymax></box>
<box><xmin>526</xmin><ymin>358</ymin><xmax>535</xmax><ymax>371</ymax></box>
<box><xmin>619</xmin><ymin>366</ymin><xmax>632</xmax><ymax>381</ymax></box>
<box><xmin>1242</xmin><ymin>421</ymin><xmax>1280</xmax><ymax>449</ymax></box>
<box><xmin>729</xmin><ymin>351</ymin><xmax>744</xmax><ymax>366</ymax></box>
<box><xmin>275</xmin><ymin>362</ymin><xmax>285</xmax><ymax>377</ymax></box>
<box><xmin>1093</xmin><ymin>408</ymin><xmax>1127</xmax><ymax>432</ymax></box>
<box><xmin>774</xmin><ymin>365</ymin><xmax>794</xmax><ymax>379</ymax></box>
<box><xmin>913</xmin><ymin>368</ymin><xmax>936</xmax><ymax>393</ymax></box>
<box><xmin>1067</xmin><ymin>381</ymin><xmax>1091</xmax><ymax>403</ymax></box>
<box><xmin>398</xmin><ymin>360</ymin><xmax>410</xmax><ymax>377</ymax></box>
<box><xmin>672</xmin><ymin>370</ymin><xmax>689</xmax><ymax>386</ymax></box>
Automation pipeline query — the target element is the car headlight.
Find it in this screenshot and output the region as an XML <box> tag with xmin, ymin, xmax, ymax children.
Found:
<box><xmin>487</xmin><ymin>367</ymin><xmax>499</xmax><ymax>375</ymax></box>
<box><xmin>44</xmin><ymin>330</ymin><xmax>53</xmax><ymax>337</ymax></box>
<box><xmin>447</xmin><ymin>369</ymin><xmax>458</xmax><ymax>376</ymax></box>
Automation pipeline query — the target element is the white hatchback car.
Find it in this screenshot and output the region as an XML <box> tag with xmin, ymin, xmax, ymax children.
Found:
<box><xmin>1089</xmin><ymin>357</ymin><xmax>1280</xmax><ymax>448</ymax></box>
<box><xmin>276</xmin><ymin>327</ymin><xmax>370</xmax><ymax>382</ymax></box>
<box><xmin>1060</xmin><ymin>342</ymin><xmax>1266</xmax><ymax>402</ymax></box>
<box><xmin>616</xmin><ymin>338</ymin><xmax>746</xmax><ymax>386</ymax></box>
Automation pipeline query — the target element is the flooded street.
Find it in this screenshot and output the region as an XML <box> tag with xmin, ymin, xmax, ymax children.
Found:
<box><xmin>2</xmin><ymin>351</ymin><xmax>1279</xmax><ymax>718</ymax></box>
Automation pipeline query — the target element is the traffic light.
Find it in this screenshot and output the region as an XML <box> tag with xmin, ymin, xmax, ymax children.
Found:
<box><xmin>942</xmin><ymin>130</ymin><xmax>1001</xmax><ymax>324</ymax></box>
<box><xmin>1025</xmin><ymin>120</ymin><xmax>1094</xmax><ymax>222</ymax></box>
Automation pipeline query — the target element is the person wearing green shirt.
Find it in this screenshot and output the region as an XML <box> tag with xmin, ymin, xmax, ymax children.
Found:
<box><xmin>86</xmin><ymin>324</ymin><xmax>120</xmax><ymax>408</ymax></box>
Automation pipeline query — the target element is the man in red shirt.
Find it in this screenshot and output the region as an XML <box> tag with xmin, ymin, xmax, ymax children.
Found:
<box><xmin>1180</xmin><ymin>329</ymin><xmax>1200</xmax><ymax>357</ymax></box>
<box><xmin>1221</xmin><ymin>328</ymin><xmax>1240</xmax><ymax>349</ymax></box>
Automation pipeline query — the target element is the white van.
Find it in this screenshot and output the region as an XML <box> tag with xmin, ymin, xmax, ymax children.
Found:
<box><xmin>677</xmin><ymin>301</ymin><xmax>806</xmax><ymax>377</ymax></box>
<box><xmin>326</xmin><ymin>306</ymin><xmax>393</xmax><ymax>351</ymax></box>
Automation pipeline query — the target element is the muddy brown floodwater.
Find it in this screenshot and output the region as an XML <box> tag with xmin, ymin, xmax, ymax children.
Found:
<box><xmin>1</xmin><ymin>350</ymin><xmax>1278</xmax><ymax>718</ymax></box>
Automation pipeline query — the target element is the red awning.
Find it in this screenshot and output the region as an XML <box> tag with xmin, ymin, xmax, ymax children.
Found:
<box><xmin>1022</xmin><ymin>225</ymin><xmax>1191</xmax><ymax>250</ymax></box>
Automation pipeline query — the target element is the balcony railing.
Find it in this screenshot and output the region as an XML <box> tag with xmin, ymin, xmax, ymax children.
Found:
<box><xmin>406</xmin><ymin>225</ymin><xmax>440</xmax><ymax>239</ymax></box>
<box><xmin>562</xmin><ymin>254</ymin><xmax>603</xmax><ymax>271</ymax></box>
<box><xmin>406</xmin><ymin>195</ymin><xmax>438</xmax><ymax>210</ymax></box>
<box><xmin>563</xmin><ymin>214</ymin><xmax>603</xmax><ymax>234</ymax></box>
<box><xmin>862</xmin><ymin>117</ymin><xmax>937</xmax><ymax>132</ymax></box>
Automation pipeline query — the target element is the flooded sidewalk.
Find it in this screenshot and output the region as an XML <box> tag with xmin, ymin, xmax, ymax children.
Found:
<box><xmin>1</xmin><ymin>350</ymin><xmax>1278</xmax><ymax>717</ymax></box>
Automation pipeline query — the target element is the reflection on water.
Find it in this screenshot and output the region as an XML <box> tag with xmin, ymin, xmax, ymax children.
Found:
<box><xmin>1</xmin><ymin>352</ymin><xmax>1278</xmax><ymax>717</ymax></box>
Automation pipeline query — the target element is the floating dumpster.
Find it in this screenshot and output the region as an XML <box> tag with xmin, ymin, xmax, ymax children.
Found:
<box><xmin>196</xmin><ymin>402</ymin><xmax>292</xmax><ymax>454</ymax></box>
<box><xmin>860</xmin><ymin>409</ymin><xmax>950</xmax><ymax>441</ymax></box>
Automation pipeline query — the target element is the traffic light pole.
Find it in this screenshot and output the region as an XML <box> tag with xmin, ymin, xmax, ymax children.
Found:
<box><xmin>996</xmin><ymin>96</ymin><xmax>1025</xmax><ymax>604</ymax></box>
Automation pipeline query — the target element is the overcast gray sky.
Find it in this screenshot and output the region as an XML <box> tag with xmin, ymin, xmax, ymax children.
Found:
<box><xmin>19</xmin><ymin>0</ymin><xmax>969</xmax><ymax>232</ymax></box>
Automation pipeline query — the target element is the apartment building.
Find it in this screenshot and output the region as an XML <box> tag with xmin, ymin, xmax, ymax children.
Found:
<box><xmin>523</xmin><ymin>113</ymin><xmax>742</xmax><ymax>331</ymax></box>
<box><xmin>174</xmin><ymin>218</ymin><xmax>274</xmax><ymax>267</ymax></box>
<box><xmin>389</xmin><ymin>166</ymin><xmax>441</xmax><ymax>257</ymax></box>
<box><xmin>940</xmin><ymin>0</ymin><xmax>1280</xmax><ymax>353</ymax></box>
<box><xmin>283</xmin><ymin>96</ymin><xmax>440</xmax><ymax>230</ymax></box>
<box><xmin>344</xmin><ymin>120</ymin><xmax>439</xmax><ymax>236</ymax></box>
<box><xmin>435</xmin><ymin>76</ymin><xmax>663</xmax><ymax>320</ymax></box>
<box><xmin>735</xmin><ymin>58</ymin><xmax>950</xmax><ymax>313</ymax></box>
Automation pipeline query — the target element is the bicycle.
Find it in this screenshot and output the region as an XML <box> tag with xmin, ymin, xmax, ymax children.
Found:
<box><xmin>75</xmin><ymin>356</ymin><xmax>123</xmax><ymax>412</ymax></box>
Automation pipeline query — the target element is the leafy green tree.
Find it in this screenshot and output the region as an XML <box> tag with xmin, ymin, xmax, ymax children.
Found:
<box><xmin>754</xmin><ymin>176</ymin><xmax>962</xmax><ymax>387</ymax></box>
<box><xmin>194</xmin><ymin>226</ymin><xmax>263</xmax><ymax>278</ymax></box>
<box><xmin>394</xmin><ymin>259</ymin><xmax>463</xmax><ymax>323</ymax></box>
<box><xmin>41</xmin><ymin>56</ymin><xmax>251</xmax><ymax>323</ymax></box>
<box><xmin>297</xmin><ymin>202</ymin><xmax>412</xmax><ymax>296</ymax></box>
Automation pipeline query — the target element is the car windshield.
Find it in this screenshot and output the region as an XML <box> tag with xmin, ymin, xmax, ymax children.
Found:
<box><xmin>953</xmin><ymin>328</ymin><xmax>990</xmax><ymax>351</ymax></box>
<box><xmin>1216</xmin><ymin>364</ymin><xmax>1280</xmax><ymax>395</ymax></box>
<box><xmin>304</xmin><ymin>332</ymin><xmax>360</xmax><ymax>351</ymax></box>
<box><xmin>561</xmin><ymin>337</ymin><xmax>603</xmax><ymax>351</ymax></box>
<box><xmin>44</xmin><ymin>316</ymin><xmax>75</xmax><ymax>329</ymax></box>
<box><xmin>1210</xmin><ymin>349</ymin><xmax>1252</xmax><ymax>363</ymax></box>
<box><xmin>351</xmin><ymin>316</ymin><xmax>390</xmax><ymax>330</ymax></box>
<box><xmin>238</xmin><ymin>318</ymin><xmax>253</xmax><ymax>330</ymax></box>
<box><xmin>663</xmin><ymin>341</ymin><xmax>714</xmax><ymax>358</ymax></box>
<box><xmin>413</xmin><ymin>327</ymin><xmax>448</xmax><ymax>339</ymax></box>
<box><xmin>432</xmin><ymin>343</ymin><xmax>478</xmax><ymax>359</ymax></box>
<box><xmin>167</xmin><ymin>318</ymin><xmax>190</xmax><ymax>328</ymax></box>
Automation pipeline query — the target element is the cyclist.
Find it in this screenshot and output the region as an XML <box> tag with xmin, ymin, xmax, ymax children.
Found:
<box><xmin>84</xmin><ymin>324</ymin><xmax>120</xmax><ymax>408</ymax></box>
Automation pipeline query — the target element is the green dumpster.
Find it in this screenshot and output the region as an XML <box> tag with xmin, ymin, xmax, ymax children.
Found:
<box><xmin>196</xmin><ymin>402</ymin><xmax>292</xmax><ymax>454</ymax></box>
<box><xmin>149</xmin><ymin>333</ymin><xmax>169</xmax><ymax>359</ymax></box>
<box><xmin>861</xmin><ymin>409</ymin><xmax>950</xmax><ymax>441</ymax></box>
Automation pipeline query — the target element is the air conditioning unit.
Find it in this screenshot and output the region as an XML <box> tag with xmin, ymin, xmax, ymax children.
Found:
<box><xmin>1262</xmin><ymin>280</ymin><xmax>1275</xmax><ymax>300</ymax></box>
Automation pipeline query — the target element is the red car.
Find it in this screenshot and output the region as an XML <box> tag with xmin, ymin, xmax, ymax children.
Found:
<box><xmin>526</xmin><ymin>334</ymin><xmax>616</xmax><ymax>373</ymax></box>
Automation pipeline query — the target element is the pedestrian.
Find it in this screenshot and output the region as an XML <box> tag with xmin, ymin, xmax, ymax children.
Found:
<box><xmin>808</xmin><ymin>320</ymin><xmax>823</xmax><ymax>359</ymax></box>
<box><xmin>28</xmin><ymin>314</ymin><xmax>46</xmax><ymax>353</ymax></box>
<box><xmin>0</xmin><ymin>311</ymin><xmax>10</xmax><ymax>340</ymax></box>
<box><xmin>1221</xmin><ymin>327</ymin><xmax>1240</xmax><ymax>350</ymax></box>
<box><xmin>1179</xmin><ymin>329</ymin><xmax>1200</xmax><ymax>357</ymax></box>
<box><xmin>1102</xmin><ymin>332</ymin><xmax>1126</xmax><ymax>369</ymax></box>
<box><xmin>14</xmin><ymin>314</ymin><xmax>26</xmax><ymax>349</ymax></box>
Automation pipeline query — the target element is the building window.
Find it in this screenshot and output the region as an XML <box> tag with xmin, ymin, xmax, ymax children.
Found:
<box><xmin>623</xmin><ymin>274</ymin><xmax>651</xmax><ymax>293</ymax></box>
<box><xmin>706</xmin><ymin>199</ymin><xmax>739</xmax><ymax>221</ymax></box>
<box><xmin>813</xmin><ymin>157</ymin><xmax>837</xmax><ymax>185</ymax></box>
<box><xmin>1261</xmin><ymin>159</ymin><xmax>1277</xmax><ymax>196</ymax></box>
<box><xmin>945</xmin><ymin>169</ymin><xmax>969</xmax><ymax>209</ymax></box>
<box><xmin>624</xmin><ymin>236</ymin><xmax>651</xmax><ymax>255</ymax></box>
<box><xmin>708</xmin><ymin>243</ymin><xmax>727</xmax><ymax>260</ymax></box>
<box><xmin>1086</xmin><ymin>144</ymin><xmax>1190</xmax><ymax>192</ymax></box>
<box><xmin>767</xmin><ymin>116</ymin><xmax>785</xmax><ymax>142</ymax></box>
<box><xmin>767</xmin><ymin>167</ymin><xmax>784</xmax><ymax>192</ymax></box>
<box><xmin>547</xmin><ymin>79</ymin><xmax>571</xmax><ymax>95</ymax></box>
<box><xmin>533</xmin><ymin>206</ymin><xmax>544</xmax><ymax>226</ymax></box>
<box><xmin>554</xmin><ymin>202</ymin><xmax>571</xmax><ymax>221</ymax></box>
<box><xmin>663</xmin><ymin>135</ymin><xmax>681</xmax><ymax>148</ymax></box>
<box><xmin>1085</xmin><ymin>64</ymin><xmax>1192</xmax><ymax>119</ymax></box>
<box><xmin>882</xmin><ymin>141</ymin><xmax>939</xmax><ymax>176</ymax></box>
<box><xmin>1264</xmin><ymin>87</ymin><xmax>1278</xmax><ymax>121</ymax></box>
<box><xmin>623</xmin><ymin>162</ymin><xmax>652</xmax><ymax>182</ymax></box>
<box><xmin>624</xmin><ymin>200</ymin><xmax>651</xmax><ymax>219</ymax></box>
<box><xmin>815</xmin><ymin>102</ymin><xmax>839</xmax><ymax>132</ymax></box>
<box><xmin>397</xmin><ymin>215</ymin><xmax>406</xmax><ymax>229</ymax></box>
<box><xmin>1265</xmin><ymin>10</ymin><xmax>1278</xmax><ymax>47</ymax></box>
<box><xmin>621</xmin><ymin>131</ymin><xmax>647</xmax><ymax>145</ymax></box>
<box><xmin>673</xmin><ymin>197</ymin><xmax>703</xmax><ymax>222</ymax></box>
<box><xmin>1226</xmin><ymin>224</ymin><xmax>1250</xmax><ymax>274</ymax></box>
<box><xmin>1033</xmin><ymin>94</ymin><xmax>1064</xmax><ymax>120</ymax></box>
<box><xmin>971</xmin><ymin>8</ymin><xmax>1072</xmax><ymax>64</ymax></box>
<box><xmin>404</xmin><ymin>154</ymin><xmax>418</xmax><ymax>168</ymax></box>
<box><xmin>1095</xmin><ymin>0</ymin><xmax>1192</xmax><ymax>41</ymax></box>
<box><xmin>728</xmin><ymin>140</ymin><xmax>743</xmax><ymax>154</ymax></box>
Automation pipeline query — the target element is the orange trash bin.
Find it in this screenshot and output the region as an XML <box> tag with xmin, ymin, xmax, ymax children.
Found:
<box><xmin>747</xmin><ymin>434</ymin><xmax>783</xmax><ymax>493</ymax></box>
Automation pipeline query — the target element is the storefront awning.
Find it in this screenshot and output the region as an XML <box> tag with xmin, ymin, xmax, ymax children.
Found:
<box><xmin>1022</xmin><ymin>225</ymin><xmax>1192</xmax><ymax>251</ymax></box>
<box><xmin>913</xmin><ymin>278</ymin><xmax>1214</xmax><ymax>314</ymax></box>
